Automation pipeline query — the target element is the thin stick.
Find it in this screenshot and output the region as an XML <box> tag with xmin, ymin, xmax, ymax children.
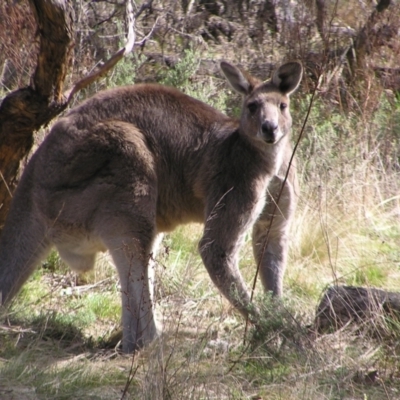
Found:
<box><xmin>0</xmin><ymin>170</ymin><xmax>13</xmax><ymax>199</ymax></box>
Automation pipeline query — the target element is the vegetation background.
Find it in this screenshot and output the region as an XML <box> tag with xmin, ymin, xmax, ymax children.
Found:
<box><xmin>0</xmin><ymin>0</ymin><xmax>399</xmax><ymax>399</ymax></box>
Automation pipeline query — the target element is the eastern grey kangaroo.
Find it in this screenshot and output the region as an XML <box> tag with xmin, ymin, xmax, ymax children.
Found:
<box><xmin>0</xmin><ymin>60</ymin><xmax>302</xmax><ymax>353</ymax></box>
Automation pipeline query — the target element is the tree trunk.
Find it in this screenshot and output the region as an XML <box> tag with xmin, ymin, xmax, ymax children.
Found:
<box><xmin>0</xmin><ymin>0</ymin><xmax>74</xmax><ymax>229</ymax></box>
<box><xmin>315</xmin><ymin>285</ymin><xmax>400</xmax><ymax>333</ymax></box>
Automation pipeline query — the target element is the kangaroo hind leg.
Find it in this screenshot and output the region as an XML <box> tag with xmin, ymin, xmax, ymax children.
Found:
<box><xmin>91</xmin><ymin>120</ymin><xmax>159</xmax><ymax>353</ymax></box>
<box><xmin>105</xmin><ymin>228</ymin><xmax>158</xmax><ymax>353</ymax></box>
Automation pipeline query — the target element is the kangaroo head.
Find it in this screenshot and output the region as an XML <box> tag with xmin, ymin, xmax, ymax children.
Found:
<box><xmin>220</xmin><ymin>61</ymin><xmax>303</xmax><ymax>144</ymax></box>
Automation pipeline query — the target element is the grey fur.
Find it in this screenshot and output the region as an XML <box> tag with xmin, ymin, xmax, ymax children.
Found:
<box><xmin>0</xmin><ymin>61</ymin><xmax>302</xmax><ymax>353</ymax></box>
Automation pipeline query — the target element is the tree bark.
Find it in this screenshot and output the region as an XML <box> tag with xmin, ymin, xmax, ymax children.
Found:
<box><xmin>0</xmin><ymin>0</ymin><xmax>74</xmax><ymax>229</ymax></box>
<box><xmin>315</xmin><ymin>285</ymin><xmax>400</xmax><ymax>333</ymax></box>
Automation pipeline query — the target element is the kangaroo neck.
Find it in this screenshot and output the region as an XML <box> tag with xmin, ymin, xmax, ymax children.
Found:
<box><xmin>268</xmin><ymin>133</ymin><xmax>290</xmax><ymax>175</ymax></box>
<box><xmin>238</xmin><ymin>129</ymin><xmax>290</xmax><ymax>176</ymax></box>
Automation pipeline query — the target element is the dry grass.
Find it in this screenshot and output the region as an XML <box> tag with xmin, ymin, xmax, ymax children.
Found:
<box><xmin>1</xmin><ymin>193</ymin><xmax>400</xmax><ymax>399</ymax></box>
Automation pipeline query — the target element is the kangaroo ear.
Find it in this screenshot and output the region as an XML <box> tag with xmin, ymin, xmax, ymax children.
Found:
<box><xmin>220</xmin><ymin>61</ymin><xmax>252</xmax><ymax>95</ymax></box>
<box><xmin>271</xmin><ymin>61</ymin><xmax>303</xmax><ymax>95</ymax></box>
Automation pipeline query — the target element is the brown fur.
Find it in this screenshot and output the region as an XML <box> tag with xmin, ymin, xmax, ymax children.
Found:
<box><xmin>0</xmin><ymin>61</ymin><xmax>302</xmax><ymax>352</ymax></box>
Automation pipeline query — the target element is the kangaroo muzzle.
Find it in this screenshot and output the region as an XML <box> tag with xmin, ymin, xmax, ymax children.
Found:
<box><xmin>261</xmin><ymin>121</ymin><xmax>279</xmax><ymax>143</ymax></box>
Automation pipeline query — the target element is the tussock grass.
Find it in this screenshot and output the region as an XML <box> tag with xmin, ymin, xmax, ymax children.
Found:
<box><xmin>288</xmin><ymin>194</ymin><xmax>400</xmax><ymax>299</ymax></box>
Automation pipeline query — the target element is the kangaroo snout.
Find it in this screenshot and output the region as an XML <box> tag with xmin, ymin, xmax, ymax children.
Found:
<box><xmin>261</xmin><ymin>121</ymin><xmax>279</xmax><ymax>143</ymax></box>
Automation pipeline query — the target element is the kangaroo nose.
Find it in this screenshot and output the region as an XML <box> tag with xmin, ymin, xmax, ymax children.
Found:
<box><xmin>261</xmin><ymin>121</ymin><xmax>278</xmax><ymax>143</ymax></box>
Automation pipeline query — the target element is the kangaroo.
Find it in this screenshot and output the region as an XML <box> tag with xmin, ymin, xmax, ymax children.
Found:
<box><xmin>0</xmin><ymin>60</ymin><xmax>302</xmax><ymax>353</ymax></box>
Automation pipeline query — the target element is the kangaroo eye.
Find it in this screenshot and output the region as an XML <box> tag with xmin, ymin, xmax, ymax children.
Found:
<box><xmin>280</xmin><ymin>102</ymin><xmax>287</xmax><ymax>111</ymax></box>
<box><xmin>247</xmin><ymin>102</ymin><xmax>258</xmax><ymax>114</ymax></box>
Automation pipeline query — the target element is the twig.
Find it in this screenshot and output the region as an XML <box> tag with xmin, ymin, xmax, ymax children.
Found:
<box><xmin>0</xmin><ymin>170</ymin><xmax>13</xmax><ymax>199</ymax></box>
<box><xmin>120</xmin><ymin>352</ymin><xmax>139</xmax><ymax>400</ymax></box>
<box><xmin>0</xmin><ymin>325</ymin><xmax>37</xmax><ymax>334</ymax></box>
<box><xmin>135</xmin><ymin>17</ymin><xmax>159</xmax><ymax>45</ymax></box>
<box><xmin>61</xmin><ymin>278</ymin><xmax>112</xmax><ymax>295</ymax></box>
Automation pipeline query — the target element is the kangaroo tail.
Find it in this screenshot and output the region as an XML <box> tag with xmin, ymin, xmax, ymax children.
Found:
<box><xmin>0</xmin><ymin>155</ymin><xmax>51</xmax><ymax>305</ymax></box>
